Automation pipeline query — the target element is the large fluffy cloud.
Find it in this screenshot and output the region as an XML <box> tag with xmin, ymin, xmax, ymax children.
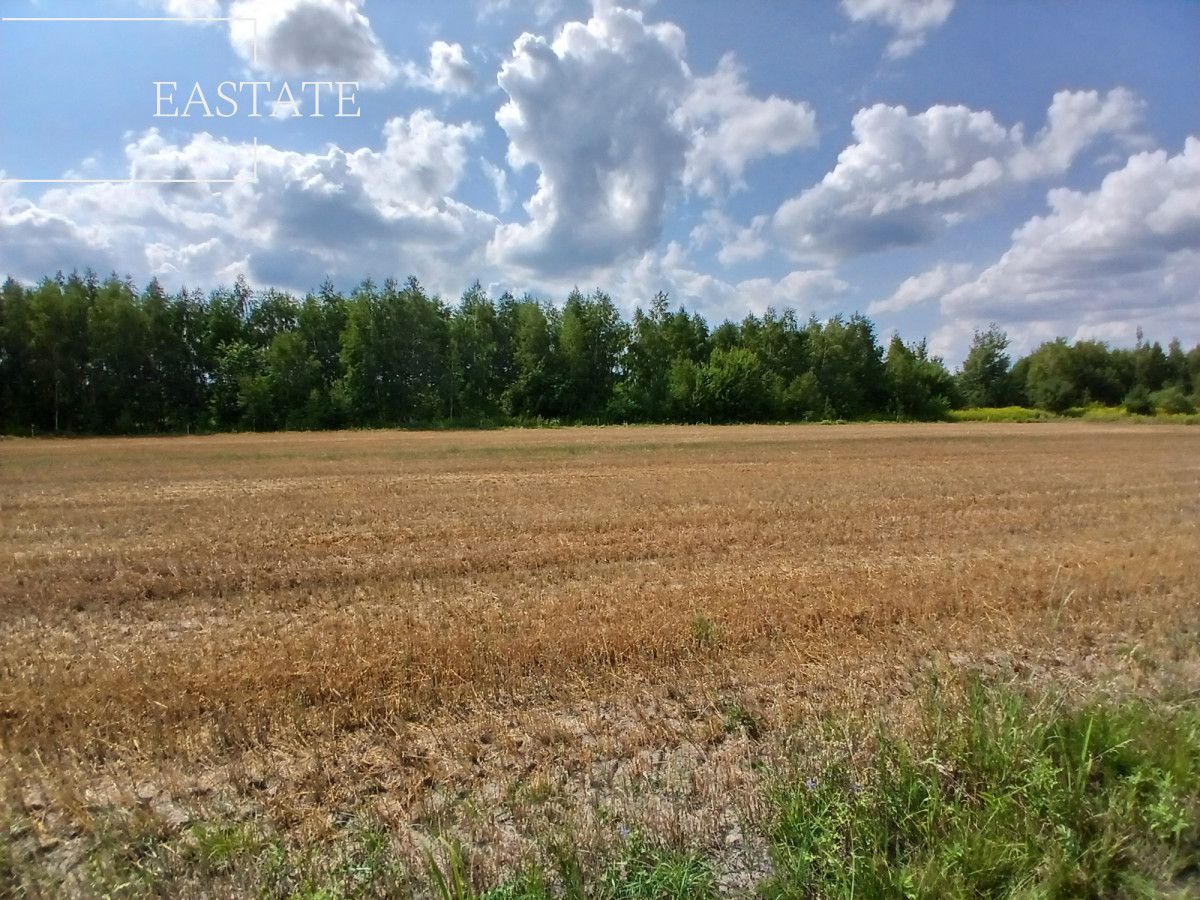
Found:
<box><xmin>488</xmin><ymin>5</ymin><xmax>691</xmax><ymax>274</ymax></box>
<box><xmin>773</xmin><ymin>89</ymin><xmax>1142</xmax><ymax>263</ymax></box>
<box><xmin>840</xmin><ymin>0</ymin><xmax>955</xmax><ymax>59</ymax></box>
<box><xmin>3</xmin><ymin>1</ymin><xmax>821</xmax><ymax>317</ymax></box>
<box><xmin>938</xmin><ymin>138</ymin><xmax>1200</xmax><ymax>348</ymax></box>
<box><xmin>688</xmin><ymin>210</ymin><xmax>771</xmax><ymax>268</ymax></box>
<box><xmin>0</xmin><ymin>193</ymin><xmax>119</xmax><ymax>281</ymax></box>
<box><xmin>229</xmin><ymin>0</ymin><xmax>396</xmax><ymax>86</ymax></box>
<box><xmin>490</xmin><ymin>4</ymin><xmax>816</xmax><ymax>275</ymax></box>
<box><xmin>0</xmin><ymin>113</ymin><xmax>493</xmax><ymax>293</ymax></box>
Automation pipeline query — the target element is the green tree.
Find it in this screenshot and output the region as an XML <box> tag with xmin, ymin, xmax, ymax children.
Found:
<box><xmin>1123</xmin><ymin>385</ymin><xmax>1154</xmax><ymax>415</ymax></box>
<box><xmin>1068</xmin><ymin>340</ymin><xmax>1126</xmax><ymax>406</ymax></box>
<box><xmin>265</xmin><ymin>331</ymin><xmax>323</xmax><ymax>429</ymax></box>
<box><xmin>1132</xmin><ymin>335</ymin><xmax>1170</xmax><ymax>391</ymax></box>
<box><xmin>558</xmin><ymin>288</ymin><xmax>628</xmax><ymax>420</ymax></box>
<box><xmin>885</xmin><ymin>335</ymin><xmax>957</xmax><ymax>420</ymax></box>
<box><xmin>0</xmin><ymin>277</ymin><xmax>35</xmax><ymax>431</ymax></box>
<box><xmin>142</xmin><ymin>281</ymin><xmax>206</xmax><ymax>431</ymax></box>
<box><xmin>502</xmin><ymin>298</ymin><xmax>560</xmax><ymax>420</ymax></box>
<box><xmin>210</xmin><ymin>340</ymin><xmax>268</xmax><ymax>430</ymax></box>
<box><xmin>203</xmin><ymin>285</ymin><xmax>248</xmax><ymax>379</ymax></box>
<box><xmin>27</xmin><ymin>274</ymin><xmax>91</xmax><ymax>432</ymax></box>
<box><xmin>807</xmin><ymin>314</ymin><xmax>887</xmax><ymax>419</ymax></box>
<box><xmin>740</xmin><ymin>308</ymin><xmax>810</xmax><ymax>384</ymax></box>
<box><xmin>246</xmin><ymin>289</ymin><xmax>299</xmax><ymax>348</ymax></box>
<box><xmin>85</xmin><ymin>277</ymin><xmax>149</xmax><ymax>432</ymax></box>
<box><xmin>210</xmin><ymin>340</ymin><xmax>271</xmax><ymax>434</ymax></box>
<box><xmin>1023</xmin><ymin>340</ymin><xmax>1077</xmax><ymax>412</ymax></box>
<box><xmin>616</xmin><ymin>293</ymin><xmax>709</xmax><ymax>421</ymax></box>
<box><xmin>3</xmin><ymin>267</ymin><xmax>1198</xmax><ymax>435</ymax></box>
<box><xmin>957</xmin><ymin>325</ymin><xmax>1012</xmax><ymax>408</ymax></box>
<box><xmin>337</xmin><ymin>278</ymin><xmax>451</xmax><ymax>425</ymax></box>
<box><xmin>1150</xmin><ymin>384</ymin><xmax>1196</xmax><ymax>415</ymax></box>
<box><xmin>449</xmin><ymin>282</ymin><xmax>502</xmax><ymax>421</ymax></box>
<box><xmin>1165</xmin><ymin>339</ymin><xmax>1190</xmax><ymax>392</ymax></box>
<box><xmin>697</xmin><ymin>347</ymin><xmax>778</xmax><ymax>422</ymax></box>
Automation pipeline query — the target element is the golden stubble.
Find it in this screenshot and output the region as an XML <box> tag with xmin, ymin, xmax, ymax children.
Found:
<box><xmin>1</xmin><ymin>422</ymin><xmax>1198</xmax><ymax>873</ymax></box>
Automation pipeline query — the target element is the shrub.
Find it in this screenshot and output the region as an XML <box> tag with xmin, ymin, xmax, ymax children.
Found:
<box><xmin>1152</xmin><ymin>385</ymin><xmax>1197</xmax><ymax>415</ymax></box>
<box><xmin>1124</xmin><ymin>385</ymin><xmax>1155</xmax><ymax>415</ymax></box>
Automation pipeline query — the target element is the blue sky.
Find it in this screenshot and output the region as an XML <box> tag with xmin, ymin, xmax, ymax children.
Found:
<box><xmin>1</xmin><ymin>0</ymin><xmax>1197</xmax><ymax>362</ymax></box>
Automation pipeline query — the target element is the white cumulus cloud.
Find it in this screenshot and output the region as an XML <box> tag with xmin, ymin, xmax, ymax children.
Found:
<box><xmin>689</xmin><ymin>210</ymin><xmax>771</xmax><ymax>268</ymax></box>
<box><xmin>677</xmin><ymin>53</ymin><xmax>818</xmax><ymax>197</ymax></box>
<box><xmin>480</xmin><ymin>159</ymin><xmax>515</xmax><ymax>213</ymax></box>
<box><xmin>613</xmin><ymin>242</ymin><xmax>847</xmax><ymax>324</ymax></box>
<box><xmin>0</xmin><ymin>114</ymin><xmax>494</xmax><ymax>294</ymax></box>
<box><xmin>773</xmin><ymin>89</ymin><xmax>1143</xmax><ymax>263</ymax></box>
<box><xmin>490</xmin><ymin>3</ymin><xmax>816</xmax><ymax>276</ymax></box>
<box><xmin>868</xmin><ymin>262</ymin><xmax>973</xmax><ymax>315</ymax></box>
<box><xmin>159</xmin><ymin>0</ymin><xmax>223</xmax><ymax>15</ymax></box>
<box><xmin>488</xmin><ymin>4</ymin><xmax>691</xmax><ymax>275</ymax></box>
<box><xmin>1010</xmin><ymin>88</ymin><xmax>1146</xmax><ymax>180</ymax></box>
<box><xmin>402</xmin><ymin>41</ymin><xmax>476</xmax><ymax>95</ymax></box>
<box><xmin>229</xmin><ymin>0</ymin><xmax>396</xmax><ymax>87</ymax></box>
<box><xmin>940</xmin><ymin>137</ymin><xmax>1200</xmax><ymax>349</ymax></box>
<box><xmin>841</xmin><ymin>0</ymin><xmax>955</xmax><ymax>59</ymax></box>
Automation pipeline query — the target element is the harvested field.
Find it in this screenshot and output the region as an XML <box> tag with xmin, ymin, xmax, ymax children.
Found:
<box><xmin>2</xmin><ymin>422</ymin><xmax>1199</xmax><ymax>894</ymax></box>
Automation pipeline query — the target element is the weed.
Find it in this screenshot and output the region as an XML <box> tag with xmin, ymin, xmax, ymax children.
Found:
<box><xmin>720</xmin><ymin>700</ymin><xmax>762</xmax><ymax>741</ymax></box>
<box><xmin>691</xmin><ymin>614</ymin><xmax>719</xmax><ymax>650</ymax></box>
<box><xmin>184</xmin><ymin>821</ymin><xmax>267</xmax><ymax>875</ymax></box>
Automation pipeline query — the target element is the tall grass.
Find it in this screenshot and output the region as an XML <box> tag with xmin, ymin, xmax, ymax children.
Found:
<box><xmin>761</xmin><ymin>682</ymin><xmax>1200</xmax><ymax>898</ymax></box>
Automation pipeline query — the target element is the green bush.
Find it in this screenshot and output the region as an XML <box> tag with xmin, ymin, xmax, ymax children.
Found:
<box><xmin>1152</xmin><ymin>385</ymin><xmax>1197</xmax><ymax>415</ymax></box>
<box><xmin>1124</xmin><ymin>385</ymin><xmax>1155</xmax><ymax>415</ymax></box>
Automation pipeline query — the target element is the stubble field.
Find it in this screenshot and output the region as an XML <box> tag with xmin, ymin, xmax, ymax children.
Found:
<box><xmin>2</xmin><ymin>422</ymin><xmax>1199</xmax><ymax>894</ymax></box>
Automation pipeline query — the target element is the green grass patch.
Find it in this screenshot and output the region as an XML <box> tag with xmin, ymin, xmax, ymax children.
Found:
<box><xmin>761</xmin><ymin>682</ymin><xmax>1200</xmax><ymax>898</ymax></box>
<box><xmin>465</xmin><ymin>832</ymin><xmax>716</xmax><ymax>900</ymax></box>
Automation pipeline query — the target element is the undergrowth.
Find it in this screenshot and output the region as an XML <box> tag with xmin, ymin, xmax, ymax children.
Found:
<box><xmin>4</xmin><ymin>682</ymin><xmax>1197</xmax><ymax>898</ymax></box>
<box><xmin>761</xmin><ymin>681</ymin><xmax>1200</xmax><ymax>898</ymax></box>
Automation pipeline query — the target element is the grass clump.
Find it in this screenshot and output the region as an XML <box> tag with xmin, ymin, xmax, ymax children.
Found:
<box><xmin>594</xmin><ymin>833</ymin><xmax>717</xmax><ymax>900</ymax></box>
<box><xmin>761</xmin><ymin>682</ymin><xmax>1200</xmax><ymax>898</ymax></box>
<box><xmin>691</xmin><ymin>613</ymin><xmax>719</xmax><ymax>650</ymax></box>
<box><xmin>430</xmin><ymin>832</ymin><xmax>716</xmax><ymax>900</ymax></box>
<box><xmin>261</xmin><ymin>821</ymin><xmax>406</xmax><ymax>899</ymax></box>
<box><xmin>184</xmin><ymin>821</ymin><xmax>270</xmax><ymax>876</ymax></box>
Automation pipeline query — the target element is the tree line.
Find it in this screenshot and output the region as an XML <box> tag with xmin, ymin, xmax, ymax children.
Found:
<box><xmin>1</xmin><ymin>271</ymin><xmax>1197</xmax><ymax>434</ymax></box>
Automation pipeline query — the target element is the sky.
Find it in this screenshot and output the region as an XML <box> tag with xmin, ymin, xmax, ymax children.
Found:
<box><xmin>0</xmin><ymin>0</ymin><xmax>1197</xmax><ymax>363</ymax></box>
